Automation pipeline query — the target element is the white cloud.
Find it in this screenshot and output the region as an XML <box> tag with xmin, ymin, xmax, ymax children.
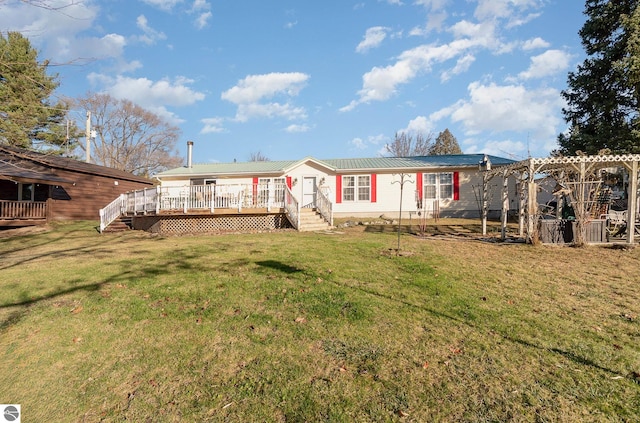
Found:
<box><xmin>522</xmin><ymin>37</ymin><xmax>550</xmax><ymax>50</ymax></box>
<box><xmin>342</xmin><ymin>41</ymin><xmax>467</xmax><ymax>109</ymax></box>
<box><xmin>221</xmin><ymin>73</ymin><xmax>310</xmax><ymax>122</ymax></box>
<box><xmin>141</xmin><ymin>0</ymin><xmax>184</xmax><ymax>11</ymax></box>
<box><xmin>50</xmin><ymin>33</ymin><xmax>128</xmax><ymax>63</ymax></box>
<box><xmin>444</xmin><ymin>81</ymin><xmax>564</xmax><ymax>139</ymax></box>
<box><xmin>518</xmin><ymin>49</ymin><xmax>571</xmax><ymax>80</ymax></box>
<box><xmin>87</xmin><ymin>74</ymin><xmax>205</xmax><ymax>125</ymax></box>
<box><xmin>192</xmin><ymin>0</ymin><xmax>209</xmax><ymax>10</ymax></box>
<box><xmin>349</xmin><ymin>134</ymin><xmax>387</xmax><ymax>150</ymax></box>
<box><xmin>106</xmin><ymin>75</ymin><xmax>205</xmax><ymax>108</ymax></box>
<box><xmin>343</xmin><ymin>0</ymin><xmax>546</xmax><ymax>111</ymax></box>
<box><xmin>356</xmin><ymin>26</ymin><xmax>390</xmax><ymax>53</ymax></box>
<box><xmin>0</xmin><ymin>0</ymin><xmax>103</xmax><ymax>62</ymax></box>
<box><xmin>369</xmin><ymin>134</ymin><xmax>387</xmax><ymax>145</ymax></box>
<box><xmin>234</xmin><ymin>103</ymin><xmax>307</xmax><ymax>123</ymax></box>
<box><xmin>190</xmin><ymin>0</ymin><xmax>212</xmax><ymax>29</ymax></box>
<box><xmin>399</xmin><ymin>116</ymin><xmax>434</xmax><ymax>135</ymax></box>
<box><xmin>194</xmin><ymin>11</ymin><xmax>212</xmax><ymax>29</ymax></box>
<box><xmin>99</xmin><ymin>74</ymin><xmax>206</xmax><ymax>124</ymax></box>
<box><xmin>350</xmin><ymin>137</ymin><xmax>367</xmax><ymax>149</ymax></box>
<box><xmin>201</xmin><ymin>117</ymin><xmax>226</xmax><ymax>134</ymax></box>
<box><xmin>285</xmin><ymin>124</ymin><xmax>310</xmax><ymax>133</ymax></box>
<box><xmin>440</xmin><ymin>54</ymin><xmax>475</xmax><ymax>82</ymax></box>
<box><xmin>411</xmin><ymin>0</ymin><xmax>449</xmax><ymax>33</ymax></box>
<box><xmin>222</xmin><ymin>72</ymin><xmax>309</xmax><ymax>104</ymax></box>
<box><xmin>414</xmin><ymin>0</ymin><xmax>448</xmax><ymax>9</ymax></box>
<box><xmin>115</xmin><ymin>60</ymin><xmax>144</xmax><ymax>74</ymax></box>
<box><xmin>134</xmin><ymin>15</ymin><xmax>167</xmax><ymax>45</ymax></box>
<box><xmin>474</xmin><ymin>0</ymin><xmax>540</xmax><ymax>23</ymax></box>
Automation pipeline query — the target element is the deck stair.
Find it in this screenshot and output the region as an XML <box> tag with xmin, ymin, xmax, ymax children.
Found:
<box><xmin>298</xmin><ymin>208</ymin><xmax>332</xmax><ymax>232</ymax></box>
<box><xmin>102</xmin><ymin>216</ymin><xmax>132</xmax><ymax>233</ymax></box>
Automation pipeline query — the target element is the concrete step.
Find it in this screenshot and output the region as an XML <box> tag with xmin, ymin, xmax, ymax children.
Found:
<box><xmin>298</xmin><ymin>209</ymin><xmax>331</xmax><ymax>231</ymax></box>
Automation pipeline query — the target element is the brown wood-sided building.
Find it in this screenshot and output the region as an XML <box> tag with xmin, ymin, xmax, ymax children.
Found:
<box><xmin>0</xmin><ymin>145</ymin><xmax>154</xmax><ymax>227</ymax></box>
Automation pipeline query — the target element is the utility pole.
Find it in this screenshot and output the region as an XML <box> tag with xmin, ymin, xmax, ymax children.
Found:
<box><xmin>85</xmin><ymin>111</ymin><xmax>91</xmax><ymax>163</ymax></box>
<box><xmin>65</xmin><ymin>119</ymin><xmax>70</xmax><ymax>156</ymax></box>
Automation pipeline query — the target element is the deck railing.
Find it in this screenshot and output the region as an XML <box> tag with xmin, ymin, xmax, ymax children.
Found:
<box><xmin>316</xmin><ymin>186</ymin><xmax>333</xmax><ymax>226</ymax></box>
<box><xmin>154</xmin><ymin>183</ymin><xmax>288</xmax><ymax>213</ymax></box>
<box><xmin>0</xmin><ymin>200</ymin><xmax>47</xmax><ymax>220</ymax></box>
<box><xmin>99</xmin><ymin>194</ymin><xmax>125</xmax><ymax>232</ymax></box>
<box><xmin>284</xmin><ymin>185</ymin><xmax>300</xmax><ymax>230</ymax></box>
<box><xmin>100</xmin><ymin>183</ymin><xmax>296</xmax><ymax>231</ymax></box>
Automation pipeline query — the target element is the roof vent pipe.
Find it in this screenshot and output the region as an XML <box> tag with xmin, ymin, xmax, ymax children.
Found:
<box><xmin>187</xmin><ymin>141</ymin><xmax>193</xmax><ymax>168</ymax></box>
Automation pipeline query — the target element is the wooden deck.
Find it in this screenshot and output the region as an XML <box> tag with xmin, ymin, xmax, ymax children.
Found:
<box><xmin>100</xmin><ymin>183</ymin><xmax>333</xmax><ymax>233</ymax></box>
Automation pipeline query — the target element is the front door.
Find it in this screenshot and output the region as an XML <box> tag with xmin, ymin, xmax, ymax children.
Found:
<box><xmin>302</xmin><ymin>177</ymin><xmax>316</xmax><ymax>208</ymax></box>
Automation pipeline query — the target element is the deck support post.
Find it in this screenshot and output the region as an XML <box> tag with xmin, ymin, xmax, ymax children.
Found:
<box><xmin>155</xmin><ymin>186</ymin><xmax>160</xmax><ymax>214</ymax></box>
<box><xmin>183</xmin><ymin>186</ymin><xmax>188</xmax><ymax>214</ymax></box>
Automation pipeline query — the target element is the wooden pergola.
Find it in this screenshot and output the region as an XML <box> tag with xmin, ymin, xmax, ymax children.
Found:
<box><xmin>481</xmin><ymin>154</ymin><xmax>640</xmax><ymax>244</ymax></box>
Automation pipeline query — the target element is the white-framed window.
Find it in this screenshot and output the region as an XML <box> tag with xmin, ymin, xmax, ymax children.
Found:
<box><xmin>342</xmin><ymin>175</ymin><xmax>371</xmax><ymax>202</ymax></box>
<box><xmin>423</xmin><ymin>172</ymin><xmax>453</xmax><ymax>200</ymax></box>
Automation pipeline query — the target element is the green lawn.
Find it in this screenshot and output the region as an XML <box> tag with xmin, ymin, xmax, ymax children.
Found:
<box><xmin>1</xmin><ymin>221</ymin><xmax>639</xmax><ymax>422</ymax></box>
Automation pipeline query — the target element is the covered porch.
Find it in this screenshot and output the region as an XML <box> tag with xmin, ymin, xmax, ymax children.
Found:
<box><xmin>0</xmin><ymin>199</ymin><xmax>49</xmax><ymax>226</ymax></box>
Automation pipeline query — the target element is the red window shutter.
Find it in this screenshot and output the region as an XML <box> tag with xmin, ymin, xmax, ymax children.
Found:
<box><xmin>371</xmin><ymin>174</ymin><xmax>377</xmax><ymax>203</ymax></box>
<box><xmin>453</xmin><ymin>172</ymin><xmax>460</xmax><ymax>201</ymax></box>
<box><xmin>286</xmin><ymin>176</ymin><xmax>292</xmax><ymax>189</ymax></box>
<box><xmin>416</xmin><ymin>172</ymin><xmax>423</xmax><ymax>199</ymax></box>
<box><xmin>336</xmin><ymin>175</ymin><xmax>342</xmax><ymax>204</ymax></box>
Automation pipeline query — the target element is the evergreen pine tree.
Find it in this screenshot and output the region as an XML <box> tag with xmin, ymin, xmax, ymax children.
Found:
<box><xmin>429</xmin><ymin>128</ymin><xmax>462</xmax><ymax>155</ymax></box>
<box><xmin>559</xmin><ymin>0</ymin><xmax>640</xmax><ymax>154</ymax></box>
<box><xmin>0</xmin><ymin>32</ymin><xmax>76</xmax><ymax>153</ymax></box>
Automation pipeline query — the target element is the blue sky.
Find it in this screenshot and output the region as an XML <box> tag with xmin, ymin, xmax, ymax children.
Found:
<box><xmin>1</xmin><ymin>0</ymin><xmax>586</xmax><ymax>164</ymax></box>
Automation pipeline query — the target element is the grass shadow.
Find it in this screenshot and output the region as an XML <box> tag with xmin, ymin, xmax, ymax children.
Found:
<box><xmin>255</xmin><ymin>260</ymin><xmax>304</xmax><ymax>274</ymax></box>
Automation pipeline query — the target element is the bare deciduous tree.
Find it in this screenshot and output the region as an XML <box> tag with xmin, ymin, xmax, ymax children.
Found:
<box><xmin>74</xmin><ymin>93</ymin><xmax>183</xmax><ymax>177</ymax></box>
<box><xmin>384</xmin><ymin>132</ymin><xmax>432</xmax><ymax>157</ymax></box>
<box><xmin>249</xmin><ymin>151</ymin><xmax>270</xmax><ymax>161</ymax></box>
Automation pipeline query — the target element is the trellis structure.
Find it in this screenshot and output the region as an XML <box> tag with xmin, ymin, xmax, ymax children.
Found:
<box><xmin>482</xmin><ymin>154</ymin><xmax>640</xmax><ymax>244</ymax></box>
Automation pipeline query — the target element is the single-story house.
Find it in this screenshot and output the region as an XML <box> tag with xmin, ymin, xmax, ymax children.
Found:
<box><xmin>0</xmin><ymin>145</ymin><xmax>154</xmax><ymax>227</ymax></box>
<box><xmin>152</xmin><ymin>144</ymin><xmax>517</xmax><ymax>223</ymax></box>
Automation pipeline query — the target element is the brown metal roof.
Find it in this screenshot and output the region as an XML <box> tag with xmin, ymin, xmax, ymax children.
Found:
<box><xmin>0</xmin><ymin>145</ymin><xmax>154</xmax><ymax>185</ymax></box>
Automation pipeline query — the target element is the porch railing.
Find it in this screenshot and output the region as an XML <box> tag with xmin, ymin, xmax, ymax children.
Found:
<box><xmin>99</xmin><ymin>183</ymin><xmax>295</xmax><ymax>231</ymax></box>
<box><xmin>316</xmin><ymin>186</ymin><xmax>333</xmax><ymax>226</ymax></box>
<box><xmin>0</xmin><ymin>200</ymin><xmax>47</xmax><ymax>220</ymax></box>
<box><xmin>284</xmin><ymin>185</ymin><xmax>300</xmax><ymax>230</ymax></box>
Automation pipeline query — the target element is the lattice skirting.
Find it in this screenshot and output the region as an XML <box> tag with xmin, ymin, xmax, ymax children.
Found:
<box><xmin>132</xmin><ymin>214</ymin><xmax>294</xmax><ymax>235</ymax></box>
